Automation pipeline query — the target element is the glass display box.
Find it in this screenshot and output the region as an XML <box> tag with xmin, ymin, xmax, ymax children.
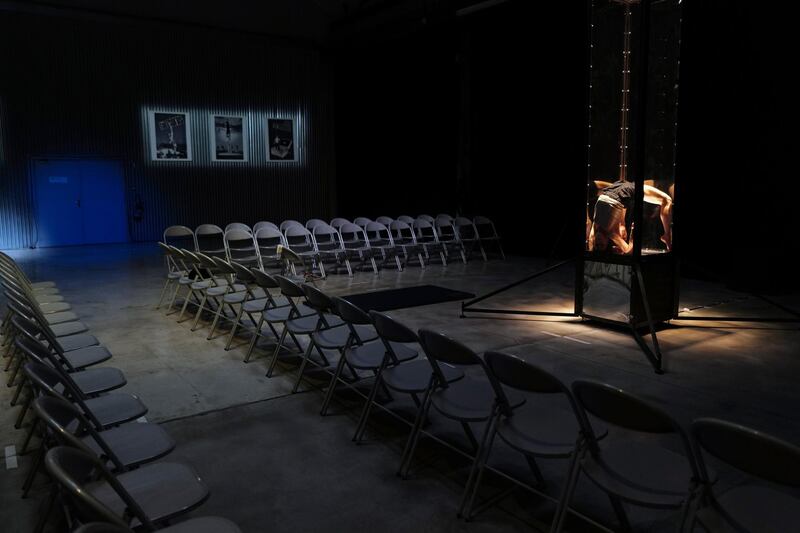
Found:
<box><xmin>578</xmin><ymin>0</ymin><xmax>682</xmax><ymax>328</ymax></box>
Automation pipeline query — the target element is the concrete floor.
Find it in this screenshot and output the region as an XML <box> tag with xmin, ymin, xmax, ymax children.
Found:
<box><xmin>2</xmin><ymin>243</ymin><xmax>799</xmax><ymax>532</ymax></box>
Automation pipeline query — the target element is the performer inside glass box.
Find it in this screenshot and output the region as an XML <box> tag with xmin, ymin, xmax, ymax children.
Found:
<box><xmin>586</xmin><ymin>179</ymin><xmax>673</xmax><ymax>255</ymax></box>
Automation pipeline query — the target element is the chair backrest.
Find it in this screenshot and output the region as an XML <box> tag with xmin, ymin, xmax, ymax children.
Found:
<box><xmin>365</xmin><ymin>222</ymin><xmax>394</xmax><ymax>246</ymax></box>
<box><xmin>249</xmin><ymin>268</ymin><xmax>279</xmax><ymax>289</ymax></box>
<box><xmin>283</xmin><ymin>225</ymin><xmax>315</xmax><ymax>252</ymax></box>
<box><xmin>211</xmin><ymin>256</ymin><xmax>236</xmax><ymax>277</ymax></box>
<box><xmin>332</xmin><ymin>296</ymin><xmax>372</xmax><ymax>325</ymax></box>
<box><xmin>162</xmin><ymin>225</ymin><xmax>195</xmax><ymax>248</ymax></box>
<box><xmin>305</xmin><ymin>218</ymin><xmax>328</xmax><ymax>230</ymax></box>
<box><xmin>436</xmin><ymin>214</ymin><xmax>454</xmax><ymax>223</ymax></box>
<box><xmin>195</xmin><ymin>224</ymin><xmax>226</xmax><ymax>257</ymax></box>
<box><xmin>229</xmin><ymin>261</ymin><xmax>255</xmax><ymax>284</ymax></box>
<box><xmin>225</xmin><ymin>222</ymin><xmax>252</xmax><ymax>234</ymax></box>
<box><xmin>375</xmin><ymin>216</ymin><xmax>394</xmax><ymax>226</ymax></box>
<box><xmin>253</xmin><ymin>221</ymin><xmax>279</xmax><ymax>233</ymax></box>
<box><xmin>45</xmin><ymin>446</ymin><xmax>150</xmax><ymax>529</ymax></box>
<box><xmin>224</xmin><ymin>229</ymin><xmax>259</xmax><ymax>266</ymax></box>
<box><xmin>417</xmin><ymin>329</ymin><xmax>482</xmax><ymax>386</ymax></box>
<box><xmin>418</xmin><ymin>214</ymin><xmax>435</xmax><ymax>224</ymax></box>
<box><xmin>301</xmin><ymin>284</ymin><xmax>335</xmax><ymax>314</ymax></box>
<box><xmin>396</xmin><ymin>215</ymin><xmax>415</xmax><ymax>225</ymax></box>
<box><xmin>353</xmin><ymin>217</ymin><xmax>372</xmax><ymax>228</ymax></box>
<box><xmin>413</xmin><ymin>218</ymin><xmax>439</xmax><ymax>241</ymax></box>
<box><xmin>369</xmin><ymin>310</ymin><xmax>418</xmax><ymax>343</ymax></box>
<box><xmin>434</xmin><ymin>216</ymin><xmax>458</xmax><ymax>240</ymax></box>
<box><xmin>692</xmin><ymin>418</ymin><xmax>800</xmax><ymax>487</ymax></box>
<box><xmin>330</xmin><ymin>218</ymin><xmax>351</xmax><ymax>230</ymax></box>
<box><xmin>473</xmin><ymin>216</ymin><xmax>499</xmax><ymax>238</ymax></box>
<box><xmin>254</xmin><ymin>226</ymin><xmax>286</xmax><ymax>260</ymax></box>
<box><xmin>275</xmin><ymin>274</ymin><xmax>306</xmax><ymax>298</ymax></box>
<box><xmin>389</xmin><ymin>220</ymin><xmax>416</xmax><ymax>243</ymax></box>
<box><xmin>338</xmin><ymin>222</ymin><xmax>368</xmax><ymax>247</ymax></box>
<box><xmin>571</xmin><ymin>380</ymin><xmax>677</xmax><ymax>434</ymax></box>
<box><xmin>454</xmin><ymin>217</ymin><xmax>478</xmax><ymax>239</ymax></box>
<box><xmin>280</xmin><ymin>219</ymin><xmax>304</xmax><ymax>233</ymax></box>
<box><xmin>312</xmin><ymin>224</ymin><xmax>345</xmax><ymax>251</ymax></box>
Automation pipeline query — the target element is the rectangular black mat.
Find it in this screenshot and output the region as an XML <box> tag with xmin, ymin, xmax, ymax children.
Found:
<box><xmin>342</xmin><ymin>284</ymin><xmax>475</xmax><ymax>312</ymax></box>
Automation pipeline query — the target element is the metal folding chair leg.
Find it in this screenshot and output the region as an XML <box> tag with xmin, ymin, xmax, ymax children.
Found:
<box><xmin>353</xmin><ymin>359</ymin><xmax>388</xmax><ymax>442</ymax></box>
<box><xmin>224</xmin><ymin>304</ymin><xmax>246</xmax><ymax>350</ymax></box>
<box><xmin>398</xmin><ymin>379</ymin><xmax>435</xmax><ymax>478</ymax></box>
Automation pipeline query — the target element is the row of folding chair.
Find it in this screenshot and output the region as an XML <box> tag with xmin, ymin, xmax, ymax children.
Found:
<box><xmin>157</xmin><ymin>257</ymin><xmax>800</xmax><ymax>532</ymax></box>
<box><xmin>162</xmin><ymin>214</ymin><xmax>504</xmax><ymax>278</ymax></box>
<box><xmin>0</xmin><ymin>252</ymin><xmax>241</xmax><ymax>533</ymax></box>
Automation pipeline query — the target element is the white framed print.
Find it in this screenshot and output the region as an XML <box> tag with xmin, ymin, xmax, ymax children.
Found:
<box><xmin>149</xmin><ymin>111</ymin><xmax>192</xmax><ymax>161</ymax></box>
<box><xmin>267</xmin><ymin>118</ymin><xmax>296</xmax><ymax>161</ymax></box>
<box><xmin>210</xmin><ymin>114</ymin><xmax>248</xmax><ymax>162</ymax></box>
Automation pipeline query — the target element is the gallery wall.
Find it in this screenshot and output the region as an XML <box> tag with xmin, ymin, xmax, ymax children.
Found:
<box><xmin>0</xmin><ymin>10</ymin><xmax>335</xmax><ymax>249</ymax></box>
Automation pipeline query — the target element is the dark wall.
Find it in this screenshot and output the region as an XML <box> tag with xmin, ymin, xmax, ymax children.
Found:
<box><xmin>0</xmin><ymin>10</ymin><xmax>335</xmax><ymax>249</ymax></box>
<box><xmin>334</xmin><ymin>0</ymin><xmax>798</xmax><ymax>291</ymax></box>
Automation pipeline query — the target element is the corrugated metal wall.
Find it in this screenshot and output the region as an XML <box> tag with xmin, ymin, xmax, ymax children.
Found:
<box><xmin>0</xmin><ymin>11</ymin><xmax>335</xmax><ymax>248</ymax></box>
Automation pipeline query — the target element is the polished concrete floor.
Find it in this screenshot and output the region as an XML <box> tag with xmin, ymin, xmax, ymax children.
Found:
<box><xmin>2</xmin><ymin>243</ymin><xmax>799</xmax><ymax>532</ymax></box>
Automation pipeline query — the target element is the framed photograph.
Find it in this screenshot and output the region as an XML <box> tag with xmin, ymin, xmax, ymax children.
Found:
<box><xmin>210</xmin><ymin>114</ymin><xmax>248</xmax><ymax>162</ymax></box>
<box><xmin>267</xmin><ymin>118</ymin><xmax>296</xmax><ymax>161</ymax></box>
<box><xmin>149</xmin><ymin>111</ymin><xmax>192</xmax><ymax>161</ymax></box>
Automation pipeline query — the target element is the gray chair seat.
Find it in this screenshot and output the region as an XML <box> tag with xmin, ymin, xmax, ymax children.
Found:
<box><xmin>312</xmin><ymin>323</ymin><xmax>377</xmax><ymax>349</ymax></box>
<box><xmin>263</xmin><ymin>303</ymin><xmax>315</xmax><ymax>323</ymax></box>
<box><xmin>45</xmin><ymin>311</ymin><xmax>80</xmax><ymax>325</ymax></box>
<box><xmin>695</xmin><ymin>485</ymin><xmax>800</xmax><ymax>533</ymax></box>
<box><xmin>50</xmin><ymin>321</ymin><xmax>89</xmax><ymax>337</ymax></box>
<box><xmin>206</xmin><ymin>283</ymin><xmax>245</xmax><ymax>297</ymax></box>
<box><xmin>286</xmin><ymin>315</ymin><xmax>322</xmax><ymax>335</ymax></box>
<box><xmin>242</xmin><ymin>298</ymin><xmax>268</xmax><ymax>313</ymax></box>
<box><xmin>497</xmin><ymin>404</ymin><xmax>595</xmax><ymax>457</ymax></box>
<box><xmin>63</xmin><ymin>345</ymin><xmax>112</xmax><ymax>369</ymax></box>
<box><xmin>58</xmin><ymin>333</ymin><xmax>100</xmax><ymax>352</ymax></box>
<box><xmin>89</xmin><ymin>462</ymin><xmax>209</xmax><ymax>527</ymax></box>
<box><xmin>34</xmin><ymin>293</ymin><xmax>65</xmax><ymax>304</ymax></box>
<box><xmin>84</xmin><ymin>423</ymin><xmax>175</xmax><ymax>469</ymax></box>
<box><xmin>222</xmin><ymin>290</ymin><xmax>248</xmax><ymax>304</ymax></box>
<box><xmin>431</xmin><ymin>378</ymin><xmax>525</xmax><ymax>423</ymax></box>
<box><xmin>167</xmin><ymin>270</ymin><xmax>187</xmax><ymax>280</ymax></box>
<box><xmin>346</xmin><ymin>340</ymin><xmax>417</xmax><ymax>369</ymax></box>
<box><xmin>85</xmin><ymin>394</ymin><xmax>148</xmax><ymax>428</ymax></box>
<box><xmin>383</xmin><ymin>359</ymin><xmax>463</xmax><ymax>393</ymax></box>
<box><xmin>581</xmin><ymin>438</ymin><xmax>694</xmax><ymax>508</ymax></box>
<box><xmin>178</xmin><ymin>276</ymin><xmax>196</xmax><ymax>286</ymax></box>
<box><xmin>31</xmin><ymin>281</ymin><xmax>58</xmax><ymax>289</ymax></box>
<box><xmin>39</xmin><ymin>301</ymin><xmax>72</xmax><ymax>314</ymax></box>
<box><xmin>70</xmin><ymin>367</ymin><xmax>127</xmax><ymax>396</ymax></box>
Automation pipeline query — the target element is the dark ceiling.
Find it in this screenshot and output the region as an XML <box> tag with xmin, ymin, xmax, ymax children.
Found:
<box><xmin>0</xmin><ymin>0</ymin><xmax>510</xmax><ymax>45</ymax></box>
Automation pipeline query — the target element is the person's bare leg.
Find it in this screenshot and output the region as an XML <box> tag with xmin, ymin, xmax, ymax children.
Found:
<box><xmin>659</xmin><ymin>200</ymin><xmax>673</xmax><ymax>250</ymax></box>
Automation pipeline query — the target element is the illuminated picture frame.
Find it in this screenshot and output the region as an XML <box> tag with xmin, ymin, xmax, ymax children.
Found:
<box><xmin>209</xmin><ymin>114</ymin><xmax>248</xmax><ymax>162</ymax></box>
<box><xmin>267</xmin><ymin>118</ymin><xmax>296</xmax><ymax>161</ymax></box>
<box><xmin>149</xmin><ymin>111</ymin><xmax>192</xmax><ymax>161</ymax></box>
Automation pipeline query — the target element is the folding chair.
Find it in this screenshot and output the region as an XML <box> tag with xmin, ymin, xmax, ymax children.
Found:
<box><xmin>435</xmin><ymin>216</ymin><xmax>467</xmax><ymax>264</ymax></box>
<box><xmin>330</xmin><ymin>218</ymin><xmax>351</xmax><ymax>231</ymax></box>
<box><xmin>194</xmin><ymin>224</ymin><xmax>226</xmax><ymax>258</ymax></box>
<box><xmin>418</xmin><ymin>214</ymin><xmax>435</xmax><ymax>224</ymax></box>
<box><xmin>473</xmin><ymin>216</ymin><xmax>505</xmax><ymax>260</ymax></box>
<box><xmin>253</xmin><ymin>221</ymin><xmax>279</xmax><ymax>233</ymax></box>
<box><xmin>353</xmin><ymin>217</ymin><xmax>372</xmax><ymax>228</ymax></box>
<box><xmin>389</xmin><ymin>220</ymin><xmax>425</xmax><ymax>268</ymax></box>
<box><xmin>397</xmin><ymin>330</ymin><xmax>525</xmax><ymax>479</ymax></box>
<box><xmin>338</xmin><ymin>222</ymin><xmax>377</xmax><ymax>274</ymax></box>
<box><xmin>45</xmin><ymin>446</ymin><xmax>209</xmax><ymax>530</ymax></box>
<box><xmin>312</xmin><ymin>223</ymin><xmax>353</xmax><ymax>276</ymax></box>
<box><xmin>305</xmin><ymin>218</ymin><xmax>328</xmax><ymax>231</ymax></box>
<box><xmin>551</xmin><ymin>381</ymin><xmax>702</xmax><ymax>533</ymax></box>
<box><xmin>375</xmin><ymin>216</ymin><xmax>394</xmax><ymax>226</ymax></box>
<box><xmin>254</xmin><ymin>226</ymin><xmax>286</xmax><ymax>270</ymax></box>
<box><xmin>396</xmin><ymin>215</ymin><xmax>415</xmax><ymax>225</ymax></box>
<box><xmin>688</xmin><ymin>418</ymin><xmax>800</xmax><ymax>532</ymax></box>
<box><xmin>413</xmin><ymin>218</ymin><xmax>447</xmax><ymax>265</ymax></box>
<box><xmin>224</xmin><ymin>229</ymin><xmax>260</xmax><ymax>268</ymax></box>
<box><xmin>156</xmin><ymin>243</ymin><xmax>187</xmax><ymax>310</ymax></box>
<box><xmin>280</xmin><ymin>219</ymin><xmax>304</xmax><ymax>234</ymax></box>
<box><xmin>460</xmin><ymin>351</ymin><xmax>607</xmax><ymax>521</ymax></box>
<box><xmin>352</xmin><ymin>312</ymin><xmax>463</xmax><ymax>444</ymax></box>
<box><xmin>283</xmin><ymin>225</ymin><xmax>324</xmax><ymax>278</ymax></box>
<box><xmin>454</xmin><ymin>217</ymin><xmax>485</xmax><ymax>261</ymax></box>
<box><xmin>365</xmin><ymin>221</ymin><xmax>403</xmax><ymax>271</ymax></box>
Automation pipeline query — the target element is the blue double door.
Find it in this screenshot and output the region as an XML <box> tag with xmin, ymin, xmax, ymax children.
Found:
<box><xmin>33</xmin><ymin>159</ymin><xmax>128</xmax><ymax>247</ymax></box>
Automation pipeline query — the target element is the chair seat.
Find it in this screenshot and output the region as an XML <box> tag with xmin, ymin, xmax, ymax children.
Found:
<box><xmin>84</xmin><ymin>423</ymin><xmax>176</xmax><ymax>469</ymax></box>
<box><xmin>167</xmin><ymin>271</ymin><xmax>187</xmax><ymax>280</ymax></box>
<box><xmin>71</xmin><ymin>367</ymin><xmax>127</xmax><ymax>396</ymax></box>
<box><xmin>58</xmin><ymin>333</ymin><xmax>99</xmax><ymax>352</ymax></box>
<box><xmin>85</xmin><ymin>393</ymin><xmax>148</xmax><ymax>428</ymax></box>
<box><xmin>347</xmin><ymin>341</ymin><xmax>417</xmax><ymax>369</ymax></box>
<box><xmin>312</xmin><ymin>323</ymin><xmax>377</xmax><ymax>349</ymax></box>
<box><xmin>581</xmin><ymin>438</ymin><xmax>694</xmax><ymax>508</ymax></box>
<box><xmin>497</xmin><ymin>403</ymin><xmax>590</xmax><ymax>458</ymax></box>
<box><xmin>63</xmin><ymin>345</ymin><xmax>112</xmax><ymax>369</ymax></box>
<box><xmin>286</xmin><ymin>315</ymin><xmax>321</xmax><ymax>334</ymax></box>
<box><xmin>31</xmin><ymin>281</ymin><xmax>58</xmax><ymax>289</ymax></box>
<box><xmin>159</xmin><ymin>516</ymin><xmax>242</xmax><ymax>533</ymax></box>
<box><xmin>223</xmin><ymin>290</ymin><xmax>248</xmax><ymax>304</ymax></box>
<box><xmin>190</xmin><ymin>280</ymin><xmax>214</xmax><ymax>290</ymax></box>
<box><xmin>34</xmin><ymin>293</ymin><xmax>65</xmax><ymax>304</ymax></box>
<box><xmin>242</xmin><ymin>298</ymin><xmax>268</xmax><ymax>312</ymax></box>
<box><xmin>383</xmin><ymin>359</ymin><xmax>464</xmax><ymax>394</ymax></box>
<box><xmin>431</xmin><ymin>378</ymin><xmax>525</xmax><ymax>423</ymax></box>
<box><xmin>39</xmin><ymin>301</ymin><xmax>72</xmax><ymax>314</ymax></box>
<box><xmin>89</xmin><ymin>462</ymin><xmax>209</xmax><ymax>527</ymax></box>
<box><xmin>45</xmin><ymin>311</ymin><xmax>80</xmax><ymax>325</ymax></box>
<box><xmin>695</xmin><ymin>485</ymin><xmax>800</xmax><ymax>533</ymax></box>
<box><xmin>50</xmin><ymin>321</ymin><xmax>89</xmax><ymax>337</ymax></box>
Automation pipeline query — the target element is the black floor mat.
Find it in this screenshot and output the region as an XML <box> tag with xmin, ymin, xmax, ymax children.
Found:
<box><xmin>342</xmin><ymin>284</ymin><xmax>475</xmax><ymax>312</ymax></box>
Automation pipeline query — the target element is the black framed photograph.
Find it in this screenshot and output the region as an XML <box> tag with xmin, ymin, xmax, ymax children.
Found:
<box><xmin>267</xmin><ymin>118</ymin><xmax>295</xmax><ymax>161</ymax></box>
<box><xmin>210</xmin><ymin>114</ymin><xmax>248</xmax><ymax>162</ymax></box>
<box><xmin>149</xmin><ymin>111</ymin><xmax>192</xmax><ymax>161</ymax></box>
